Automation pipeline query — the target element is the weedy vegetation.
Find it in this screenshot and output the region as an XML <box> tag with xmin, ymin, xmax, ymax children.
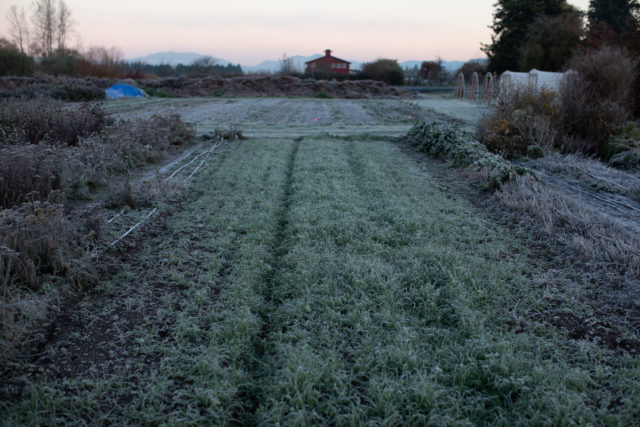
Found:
<box><xmin>1</xmin><ymin>134</ymin><xmax>639</xmax><ymax>424</ymax></box>
<box><xmin>0</xmin><ymin>98</ymin><xmax>195</xmax><ymax>362</ymax></box>
<box><xmin>477</xmin><ymin>46</ymin><xmax>640</xmax><ymax>169</ymax></box>
<box><xmin>496</xmin><ymin>174</ymin><xmax>640</xmax><ymax>278</ymax></box>
<box><xmin>0</xmin><ymin>96</ymin><xmax>638</xmax><ymax>424</ymax></box>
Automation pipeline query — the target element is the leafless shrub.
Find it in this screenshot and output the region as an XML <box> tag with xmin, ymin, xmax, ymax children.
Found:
<box><xmin>0</xmin><ymin>196</ymin><xmax>99</xmax><ymax>364</ymax></box>
<box><xmin>105</xmin><ymin>179</ymin><xmax>153</xmax><ymax>209</ymax></box>
<box><xmin>0</xmin><ymin>111</ymin><xmax>195</xmax><ymax>365</ymax></box>
<box><xmin>0</xmin><ymin>99</ymin><xmax>107</xmax><ymax>146</ymax></box>
<box><xmin>0</xmin><ymin>145</ymin><xmax>64</xmax><ymax>208</ymax></box>
<box><xmin>104</xmin><ymin>114</ymin><xmax>195</xmax><ymax>168</ymax></box>
<box><xmin>496</xmin><ymin>175</ymin><xmax>640</xmax><ymax>278</ymax></box>
<box><xmin>557</xmin><ymin>46</ymin><xmax>637</xmax><ymax>155</ymax></box>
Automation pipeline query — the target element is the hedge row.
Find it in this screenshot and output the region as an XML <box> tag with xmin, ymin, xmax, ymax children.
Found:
<box><xmin>405</xmin><ymin>120</ymin><xmax>531</xmax><ymax>188</ymax></box>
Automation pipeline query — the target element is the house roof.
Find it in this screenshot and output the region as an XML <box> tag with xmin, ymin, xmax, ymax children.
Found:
<box><xmin>305</xmin><ymin>55</ymin><xmax>350</xmax><ymax>65</ymax></box>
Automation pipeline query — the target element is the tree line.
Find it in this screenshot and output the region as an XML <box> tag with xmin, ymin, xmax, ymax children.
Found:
<box><xmin>1</xmin><ymin>1</ymin><xmax>243</xmax><ymax>78</ymax></box>
<box><xmin>6</xmin><ymin>0</ymin><xmax>72</xmax><ymax>57</ymax></box>
<box><xmin>483</xmin><ymin>0</ymin><xmax>640</xmax><ymax>73</ymax></box>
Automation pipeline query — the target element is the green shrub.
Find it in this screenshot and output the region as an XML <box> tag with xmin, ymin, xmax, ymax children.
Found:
<box><xmin>406</xmin><ymin>120</ymin><xmax>531</xmax><ymax>188</ymax></box>
<box><xmin>315</xmin><ymin>91</ymin><xmax>331</xmax><ymax>99</ymax></box>
<box><xmin>0</xmin><ymin>45</ymin><xmax>35</xmax><ymax>76</ymax></box>
<box><xmin>361</xmin><ymin>59</ymin><xmax>404</xmax><ymax>85</ymax></box>
<box><xmin>527</xmin><ymin>145</ymin><xmax>544</xmax><ymax>159</ymax></box>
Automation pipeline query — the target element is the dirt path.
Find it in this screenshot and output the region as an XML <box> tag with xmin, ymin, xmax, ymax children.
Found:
<box><xmin>412</xmin><ymin>93</ymin><xmax>492</xmax><ymax>132</ymax></box>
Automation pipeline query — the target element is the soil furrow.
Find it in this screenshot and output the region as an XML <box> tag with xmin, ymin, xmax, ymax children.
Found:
<box><xmin>233</xmin><ymin>137</ymin><xmax>301</xmax><ymax>424</ymax></box>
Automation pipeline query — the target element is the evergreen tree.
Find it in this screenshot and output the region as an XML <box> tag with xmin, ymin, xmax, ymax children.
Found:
<box><xmin>483</xmin><ymin>0</ymin><xmax>572</xmax><ymax>73</ymax></box>
<box><xmin>520</xmin><ymin>8</ymin><xmax>584</xmax><ymax>71</ymax></box>
<box><xmin>588</xmin><ymin>0</ymin><xmax>640</xmax><ymax>46</ymax></box>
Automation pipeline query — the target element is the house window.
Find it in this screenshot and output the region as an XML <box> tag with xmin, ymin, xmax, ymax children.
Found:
<box><xmin>330</xmin><ymin>63</ymin><xmax>335</xmax><ymax>69</ymax></box>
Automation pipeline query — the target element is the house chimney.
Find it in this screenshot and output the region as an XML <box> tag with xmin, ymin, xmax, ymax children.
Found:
<box><xmin>325</xmin><ymin>49</ymin><xmax>332</xmax><ymax>57</ymax></box>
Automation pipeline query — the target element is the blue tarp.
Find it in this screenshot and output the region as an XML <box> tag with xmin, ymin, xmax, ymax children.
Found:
<box><xmin>105</xmin><ymin>83</ymin><xmax>146</xmax><ymax>99</ymax></box>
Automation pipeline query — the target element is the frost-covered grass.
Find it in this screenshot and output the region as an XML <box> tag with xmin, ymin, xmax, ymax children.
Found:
<box><xmin>3</xmin><ymin>135</ymin><xmax>639</xmax><ymax>424</ymax></box>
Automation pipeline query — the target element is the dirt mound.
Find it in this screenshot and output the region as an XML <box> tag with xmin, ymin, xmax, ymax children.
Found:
<box><xmin>0</xmin><ymin>75</ymin><xmax>112</xmax><ymax>91</ymax></box>
<box><xmin>0</xmin><ymin>75</ymin><xmax>409</xmax><ymax>99</ymax></box>
<box><xmin>138</xmin><ymin>75</ymin><xmax>409</xmax><ymax>98</ymax></box>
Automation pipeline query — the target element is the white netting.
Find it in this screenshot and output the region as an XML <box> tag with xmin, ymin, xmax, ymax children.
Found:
<box><xmin>498</xmin><ymin>71</ymin><xmax>530</xmax><ymax>96</ymax></box>
<box><xmin>528</xmin><ymin>69</ymin><xmax>567</xmax><ymax>92</ymax></box>
<box><xmin>495</xmin><ymin>69</ymin><xmax>572</xmax><ymax>101</ymax></box>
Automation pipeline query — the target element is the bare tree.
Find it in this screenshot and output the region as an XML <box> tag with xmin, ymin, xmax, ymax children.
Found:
<box><xmin>55</xmin><ymin>0</ymin><xmax>72</xmax><ymax>50</ymax></box>
<box><xmin>31</xmin><ymin>0</ymin><xmax>56</xmax><ymax>57</ymax></box>
<box><xmin>191</xmin><ymin>56</ymin><xmax>217</xmax><ymax>67</ymax></box>
<box><xmin>279</xmin><ymin>53</ymin><xmax>295</xmax><ymax>75</ymax></box>
<box><xmin>6</xmin><ymin>5</ymin><xmax>30</xmax><ymax>53</ymax></box>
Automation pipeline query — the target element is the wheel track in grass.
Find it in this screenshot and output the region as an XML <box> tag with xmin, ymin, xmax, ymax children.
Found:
<box><xmin>234</xmin><ymin>137</ymin><xmax>301</xmax><ymax>424</ymax></box>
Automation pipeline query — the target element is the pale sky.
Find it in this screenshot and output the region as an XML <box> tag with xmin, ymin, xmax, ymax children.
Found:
<box><xmin>1</xmin><ymin>0</ymin><xmax>591</xmax><ymax>65</ymax></box>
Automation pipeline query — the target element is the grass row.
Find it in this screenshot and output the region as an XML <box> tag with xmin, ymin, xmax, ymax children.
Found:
<box><xmin>249</xmin><ymin>136</ymin><xmax>639</xmax><ymax>423</ymax></box>
<box><xmin>3</xmin><ymin>136</ymin><xmax>639</xmax><ymax>424</ymax></box>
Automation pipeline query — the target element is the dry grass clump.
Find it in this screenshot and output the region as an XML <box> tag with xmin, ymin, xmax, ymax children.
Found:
<box><xmin>105</xmin><ymin>179</ymin><xmax>154</xmax><ymax>209</ymax></box>
<box><xmin>558</xmin><ymin>46</ymin><xmax>637</xmax><ymax>155</ymax></box>
<box><xmin>0</xmin><ymin>195</ymin><xmax>99</xmax><ymax>360</ymax></box>
<box><xmin>103</xmin><ymin>114</ymin><xmax>195</xmax><ymax>168</ymax></box>
<box><xmin>0</xmin><ymin>99</ymin><xmax>108</xmax><ymax>146</ymax></box>
<box><xmin>496</xmin><ymin>175</ymin><xmax>640</xmax><ymax>278</ymax></box>
<box><xmin>0</xmin><ymin>195</ymin><xmax>80</xmax><ymax>291</ymax></box>
<box><xmin>0</xmin><ymin>145</ymin><xmax>64</xmax><ymax>208</ymax></box>
<box><xmin>538</xmin><ymin>152</ymin><xmax>640</xmax><ymax>202</ymax></box>
<box><xmin>0</xmin><ymin>112</ymin><xmax>195</xmax><ymax>208</ymax></box>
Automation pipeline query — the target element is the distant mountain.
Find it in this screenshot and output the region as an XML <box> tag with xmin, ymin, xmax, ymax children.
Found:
<box><xmin>243</xmin><ymin>54</ymin><xmax>321</xmax><ymax>74</ymax></box>
<box><xmin>128</xmin><ymin>51</ymin><xmax>233</xmax><ymax>67</ymax></box>
<box><xmin>127</xmin><ymin>51</ymin><xmax>485</xmax><ymax>74</ymax></box>
<box><xmin>400</xmin><ymin>59</ymin><xmax>487</xmax><ymax>72</ymax></box>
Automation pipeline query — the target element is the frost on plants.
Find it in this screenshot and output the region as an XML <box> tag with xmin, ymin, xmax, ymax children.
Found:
<box><xmin>405</xmin><ymin>119</ymin><xmax>531</xmax><ymax>188</ymax></box>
